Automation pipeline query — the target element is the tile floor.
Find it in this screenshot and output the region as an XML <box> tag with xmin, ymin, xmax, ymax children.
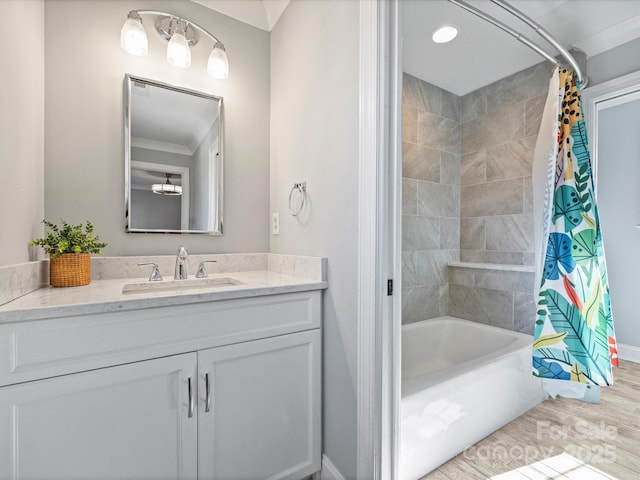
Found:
<box><xmin>421</xmin><ymin>360</ymin><xmax>640</xmax><ymax>480</ymax></box>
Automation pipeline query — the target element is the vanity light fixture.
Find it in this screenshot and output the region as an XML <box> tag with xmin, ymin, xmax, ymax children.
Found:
<box><xmin>152</xmin><ymin>174</ymin><xmax>183</xmax><ymax>196</ymax></box>
<box><xmin>120</xmin><ymin>10</ymin><xmax>229</xmax><ymax>79</ymax></box>
<box><xmin>432</xmin><ymin>24</ymin><xmax>458</xmax><ymax>43</ymax></box>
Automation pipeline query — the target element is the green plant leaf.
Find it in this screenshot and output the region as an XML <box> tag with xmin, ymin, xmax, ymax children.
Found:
<box><xmin>553</xmin><ymin>185</ymin><xmax>583</xmax><ymax>230</ymax></box>
<box><xmin>541</xmin><ymin>289</ymin><xmax>610</xmax><ymax>384</ymax></box>
<box><xmin>571</xmin><ymin>229</ymin><xmax>598</xmax><ymax>266</ymax></box>
<box><xmin>533</xmin><ymin>332</ymin><xmax>568</xmax><ymax>350</ymax></box>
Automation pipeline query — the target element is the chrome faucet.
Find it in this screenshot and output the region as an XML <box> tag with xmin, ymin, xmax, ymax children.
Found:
<box><xmin>175</xmin><ymin>246</ymin><xmax>188</xmax><ymax>280</ymax></box>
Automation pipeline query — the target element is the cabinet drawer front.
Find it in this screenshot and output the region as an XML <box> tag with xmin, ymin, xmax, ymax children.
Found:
<box><xmin>0</xmin><ymin>291</ymin><xmax>320</xmax><ymax>386</ymax></box>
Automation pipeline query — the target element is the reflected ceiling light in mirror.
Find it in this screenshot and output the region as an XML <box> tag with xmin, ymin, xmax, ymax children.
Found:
<box><xmin>120</xmin><ymin>11</ymin><xmax>148</xmax><ymax>56</ymax></box>
<box><xmin>120</xmin><ymin>10</ymin><xmax>229</xmax><ymax>79</ymax></box>
<box><xmin>432</xmin><ymin>25</ymin><xmax>458</xmax><ymax>44</ymax></box>
<box><xmin>152</xmin><ymin>174</ymin><xmax>183</xmax><ymax>196</ymax></box>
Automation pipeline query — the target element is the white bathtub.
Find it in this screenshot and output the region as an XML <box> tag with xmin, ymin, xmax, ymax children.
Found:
<box><xmin>400</xmin><ymin>317</ymin><xmax>544</xmax><ymax>480</ymax></box>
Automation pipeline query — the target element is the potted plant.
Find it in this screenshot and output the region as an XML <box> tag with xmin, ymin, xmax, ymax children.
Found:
<box><xmin>29</xmin><ymin>219</ymin><xmax>108</xmax><ymax>287</ymax></box>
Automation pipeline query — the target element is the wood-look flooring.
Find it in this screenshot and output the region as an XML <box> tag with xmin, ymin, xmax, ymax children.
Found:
<box><xmin>420</xmin><ymin>360</ymin><xmax>640</xmax><ymax>480</ymax></box>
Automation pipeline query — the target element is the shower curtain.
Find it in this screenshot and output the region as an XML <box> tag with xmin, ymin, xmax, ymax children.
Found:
<box><xmin>532</xmin><ymin>68</ymin><xmax>617</xmax><ymax>387</ymax></box>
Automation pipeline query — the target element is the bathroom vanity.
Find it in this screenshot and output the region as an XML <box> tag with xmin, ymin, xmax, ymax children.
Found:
<box><xmin>0</xmin><ymin>255</ymin><xmax>326</xmax><ymax>480</ymax></box>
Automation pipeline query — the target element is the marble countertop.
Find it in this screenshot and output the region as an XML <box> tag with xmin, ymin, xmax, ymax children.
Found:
<box><xmin>0</xmin><ymin>271</ymin><xmax>327</xmax><ymax>324</ymax></box>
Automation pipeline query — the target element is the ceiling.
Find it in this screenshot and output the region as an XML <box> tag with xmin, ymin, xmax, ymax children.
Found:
<box><xmin>403</xmin><ymin>0</ymin><xmax>640</xmax><ymax>96</ymax></box>
<box><xmin>191</xmin><ymin>0</ymin><xmax>290</xmax><ymax>31</ymax></box>
<box><xmin>188</xmin><ymin>0</ymin><xmax>640</xmax><ymax>95</ymax></box>
<box><xmin>130</xmin><ymin>80</ymin><xmax>219</xmax><ymax>155</ymax></box>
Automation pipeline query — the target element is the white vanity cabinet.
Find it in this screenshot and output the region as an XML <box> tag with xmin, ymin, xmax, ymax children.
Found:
<box><xmin>0</xmin><ymin>353</ymin><xmax>199</xmax><ymax>480</ymax></box>
<box><xmin>0</xmin><ymin>290</ymin><xmax>322</xmax><ymax>480</ymax></box>
<box><xmin>198</xmin><ymin>330</ymin><xmax>320</xmax><ymax>480</ymax></box>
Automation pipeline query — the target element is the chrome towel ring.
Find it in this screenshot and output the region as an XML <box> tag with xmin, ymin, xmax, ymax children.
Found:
<box><xmin>288</xmin><ymin>181</ymin><xmax>307</xmax><ymax>216</ymax></box>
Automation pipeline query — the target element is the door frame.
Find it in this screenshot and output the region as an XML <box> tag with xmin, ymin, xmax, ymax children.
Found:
<box><xmin>357</xmin><ymin>0</ymin><xmax>401</xmax><ymax>478</ymax></box>
<box><xmin>583</xmin><ymin>70</ymin><xmax>640</xmax><ymax>190</ymax></box>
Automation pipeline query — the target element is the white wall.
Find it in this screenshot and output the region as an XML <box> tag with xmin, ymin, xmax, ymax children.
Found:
<box><xmin>270</xmin><ymin>1</ymin><xmax>359</xmax><ymax>478</ymax></box>
<box><xmin>597</xmin><ymin>97</ymin><xmax>640</xmax><ymax>349</ymax></box>
<box><xmin>44</xmin><ymin>0</ymin><xmax>270</xmax><ymax>256</ymax></box>
<box><xmin>0</xmin><ymin>1</ymin><xmax>45</xmax><ymax>266</ymax></box>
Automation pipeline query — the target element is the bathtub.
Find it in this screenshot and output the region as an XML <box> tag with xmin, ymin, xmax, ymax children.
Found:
<box><xmin>400</xmin><ymin>316</ymin><xmax>544</xmax><ymax>480</ymax></box>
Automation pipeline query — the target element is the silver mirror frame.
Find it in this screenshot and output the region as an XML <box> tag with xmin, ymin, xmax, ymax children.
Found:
<box><xmin>124</xmin><ymin>74</ymin><xmax>224</xmax><ymax>234</ymax></box>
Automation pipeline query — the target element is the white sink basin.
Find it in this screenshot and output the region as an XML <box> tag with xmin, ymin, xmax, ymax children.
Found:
<box><xmin>122</xmin><ymin>277</ymin><xmax>244</xmax><ymax>294</ymax></box>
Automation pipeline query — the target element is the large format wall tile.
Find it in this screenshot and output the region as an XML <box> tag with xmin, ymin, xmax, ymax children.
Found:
<box><xmin>403</xmin><ymin>178</ymin><xmax>417</xmax><ymax>215</ymax></box>
<box><xmin>402</xmin><ymin>285</ymin><xmax>443</xmax><ymax>323</ymax></box>
<box><xmin>486</xmin><ymin>62</ymin><xmax>550</xmax><ymax>114</ymax></box>
<box><xmin>440</xmin><ymin>219</ymin><xmax>460</xmax><ymax>249</ymax></box>
<box><xmin>440</xmin><ymin>152</ymin><xmax>461</xmax><ymax>186</ymax></box>
<box><xmin>448</xmin><ymin>284</ymin><xmax>514</xmax><ymax>329</ymax></box>
<box><xmin>525</xmin><ymin>94</ymin><xmax>546</xmax><ymax>137</ymax></box>
<box><xmin>441</xmin><ymin>89</ymin><xmax>461</xmax><ymax>122</ymax></box>
<box><xmin>485</xmin><ymin>137</ymin><xmax>536</xmax><ymax>181</ymax></box>
<box><xmin>418</xmin><ymin>182</ymin><xmax>459</xmax><ymax>217</ymax></box>
<box><xmin>402</xmin><ymin>215</ymin><xmax>440</xmax><ymax>251</ymax></box>
<box><xmin>403</xmin><ymin>105</ymin><xmax>417</xmax><ymax>143</ymax></box>
<box><xmin>448</xmin><ymin>265</ymin><xmax>536</xmax><ymax>332</ymax></box>
<box><xmin>461</xmin><ymin>151</ymin><xmax>486</xmax><ymax>186</ymax></box>
<box><xmin>485</xmin><ymin>214</ymin><xmax>533</xmax><ymax>252</ymax></box>
<box><xmin>514</xmin><ymin>292</ymin><xmax>536</xmax><ymax>334</ymax></box>
<box><xmin>460</xmin><ymin>250</ymin><xmax>524</xmax><ymax>265</ymax></box>
<box><xmin>461</xmin><ymin>103</ymin><xmax>524</xmax><ymax>153</ymax></box>
<box><xmin>460</xmin><ymin>217</ymin><xmax>485</xmax><ymax>250</ymax></box>
<box><xmin>403</xmin><ymin>142</ymin><xmax>441</xmax><ymax>181</ymax></box>
<box><xmin>418</xmin><ymin>111</ymin><xmax>461</xmax><ymax>154</ymax></box>
<box><xmin>402</xmin><ymin>251</ymin><xmax>417</xmax><ymax>287</ymax></box>
<box><xmin>461</xmin><ymin>178</ymin><xmax>524</xmax><ymax>217</ymax></box>
<box><xmin>461</xmin><ymin>87</ymin><xmax>487</xmax><ymax>122</ymax></box>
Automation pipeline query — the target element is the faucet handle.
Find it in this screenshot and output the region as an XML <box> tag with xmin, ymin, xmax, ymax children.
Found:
<box><xmin>196</xmin><ymin>260</ymin><xmax>217</xmax><ymax>278</ymax></box>
<box><xmin>138</xmin><ymin>262</ymin><xmax>163</xmax><ymax>282</ymax></box>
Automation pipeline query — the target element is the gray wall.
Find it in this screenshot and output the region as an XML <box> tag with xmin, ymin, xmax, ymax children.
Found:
<box><xmin>587</xmin><ymin>38</ymin><xmax>640</xmax><ymax>87</ymax></box>
<box><xmin>44</xmin><ymin>0</ymin><xmax>270</xmax><ymax>256</ymax></box>
<box><xmin>270</xmin><ymin>1</ymin><xmax>359</xmax><ymax>478</ymax></box>
<box><xmin>402</xmin><ymin>73</ymin><xmax>460</xmax><ymax>324</ymax></box>
<box><xmin>597</xmin><ymin>98</ymin><xmax>640</xmax><ymax>348</ymax></box>
<box><xmin>0</xmin><ymin>1</ymin><xmax>45</xmax><ymax>266</ymax></box>
<box><xmin>401</xmin><ymin>63</ymin><xmax>551</xmax><ymax>333</ymax></box>
<box><xmin>459</xmin><ymin>61</ymin><xmax>550</xmax><ymax>266</ymax></box>
<box><xmin>130</xmin><ymin>189</ymin><xmax>181</xmax><ymax>230</ymax></box>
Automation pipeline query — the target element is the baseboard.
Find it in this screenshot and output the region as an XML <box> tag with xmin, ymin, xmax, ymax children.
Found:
<box><xmin>618</xmin><ymin>343</ymin><xmax>640</xmax><ymax>363</ymax></box>
<box><xmin>321</xmin><ymin>455</ymin><xmax>346</xmax><ymax>480</ymax></box>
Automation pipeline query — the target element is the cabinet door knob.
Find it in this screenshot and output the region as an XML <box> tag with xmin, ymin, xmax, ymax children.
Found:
<box><xmin>188</xmin><ymin>377</ymin><xmax>195</xmax><ymax>418</ymax></box>
<box><xmin>205</xmin><ymin>373</ymin><xmax>211</xmax><ymax>413</ymax></box>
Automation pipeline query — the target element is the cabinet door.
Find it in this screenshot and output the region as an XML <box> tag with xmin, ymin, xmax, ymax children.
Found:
<box><xmin>198</xmin><ymin>330</ymin><xmax>321</xmax><ymax>480</ymax></box>
<box><xmin>0</xmin><ymin>353</ymin><xmax>198</xmax><ymax>480</ymax></box>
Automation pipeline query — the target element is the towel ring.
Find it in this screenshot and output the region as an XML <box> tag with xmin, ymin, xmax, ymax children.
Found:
<box><xmin>288</xmin><ymin>182</ymin><xmax>306</xmax><ymax>216</ymax></box>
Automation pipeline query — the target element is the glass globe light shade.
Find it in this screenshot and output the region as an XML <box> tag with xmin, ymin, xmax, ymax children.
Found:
<box><xmin>120</xmin><ymin>15</ymin><xmax>148</xmax><ymax>56</ymax></box>
<box><xmin>207</xmin><ymin>44</ymin><xmax>229</xmax><ymax>79</ymax></box>
<box><xmin>167</xmin><ymin>32</ymin><xmax>191</xmax><ymax>68</ymax></box>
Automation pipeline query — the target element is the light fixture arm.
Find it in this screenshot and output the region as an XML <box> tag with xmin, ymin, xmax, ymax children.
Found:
<box><xmin>127</xmin><ymin>10</ymin><xmax>226</xmax><ymax>50</ymax></box>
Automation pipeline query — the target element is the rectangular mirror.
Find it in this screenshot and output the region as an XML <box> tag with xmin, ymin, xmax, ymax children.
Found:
<box><xmin>124</xmin><ymin>75</ymin><xmax>223</xmax><ymax>234</ymax></box>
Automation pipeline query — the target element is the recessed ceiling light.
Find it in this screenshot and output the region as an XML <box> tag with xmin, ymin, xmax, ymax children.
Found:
<box><xmin>432</xmin><ymin>25</ymin><xmax>458</xmax><ymax>44</ymax></box>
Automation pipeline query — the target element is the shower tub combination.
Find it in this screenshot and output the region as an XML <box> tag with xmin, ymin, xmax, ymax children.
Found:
<box><xmin>400</xmin><ymin>317</ymin><xmax>544</xmax><ymax>480</ymax></box>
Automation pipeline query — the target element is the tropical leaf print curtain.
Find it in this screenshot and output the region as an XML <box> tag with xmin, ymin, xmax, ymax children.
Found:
<box><xmin>532</xmin><ymin>68</ymin><xmax>617</xmax><ymax>386</ymax></box>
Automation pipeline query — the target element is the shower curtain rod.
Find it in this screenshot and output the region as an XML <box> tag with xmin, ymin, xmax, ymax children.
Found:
<box><xmin>447</xmin><ymin>0</ymin><xmax>587</xmax><ymax>88</ymax></box>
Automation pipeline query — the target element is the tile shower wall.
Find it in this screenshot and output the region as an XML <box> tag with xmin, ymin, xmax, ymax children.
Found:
<box><xmin>448</xmin><ymin>265</ymin><xmax>536</xmax><ymax>334</ymax></box>
<box><xmin>459</xmin><ymin>62</ymin><xmax>551</xmax><ymax>266</ymax></box>
<box><xmin>402</xmin><ymin>73</ymin><xmax>460</xmax><ymax>324</ymax></box>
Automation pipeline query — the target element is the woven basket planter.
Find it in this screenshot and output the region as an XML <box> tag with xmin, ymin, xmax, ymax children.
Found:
<box><xmin>49</xmin><ymin>254</ymin><xmax>91</xmax><ymax>287</ymax></box>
